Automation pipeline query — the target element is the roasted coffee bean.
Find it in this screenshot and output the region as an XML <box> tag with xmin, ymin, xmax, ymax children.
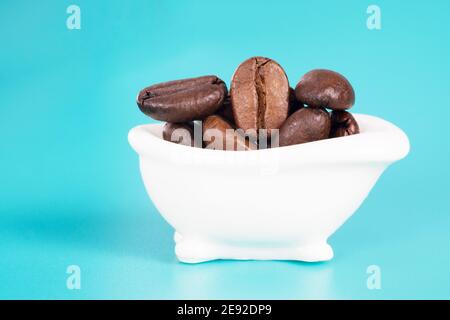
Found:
<box><xmin>330</xmin><ymin>110</ymin><xmax>360</xmax><ymax>138</ymax></box>
<box><xmin>137</xmin><ymin>76</ymin><xmax>227</xmax><ymax>122</ymax></box>
<box><xmin>203</xmin><ymin>115</ymin><xmax>257</xmax><ymax>151</ymax></box>
<box><xmin>215</xmin><ymin>94</ymin><xmax>235</xmax><ymax>125</ymax></box>
<box><xmin>230</xmin><ymin>57</ymin><xmax>289</xmax><ymax>136</ymax></box>
<box><xmin>279</xmin><ymin>107</ymin><xmax>331</xmax><ymax>147</ymax></box>
<box><xmin>162</xmin><ymin>122</ymin><xmax>197</xmax><ymax>147</ymax></box>
<box><xmin>295</xmin><ymin>69</ymin><xmax>355</xmax><ymax>110</ymax></box>
<box><xmin>289</xmin><ymin>87</ymin><xmax>303</xmax><ymax>115</ymax></box>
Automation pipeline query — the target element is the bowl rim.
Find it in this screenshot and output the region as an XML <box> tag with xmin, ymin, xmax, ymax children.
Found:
<box><xmin>128</xmin><ymin>113</ymin><xmax>410</xmax><ymax>165</ymax></box>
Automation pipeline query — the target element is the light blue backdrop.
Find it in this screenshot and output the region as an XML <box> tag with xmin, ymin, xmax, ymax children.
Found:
<box><xmin>1</xmin><ymin>0</ymin><xmax>449</xmax><ymax>299</ymax></box>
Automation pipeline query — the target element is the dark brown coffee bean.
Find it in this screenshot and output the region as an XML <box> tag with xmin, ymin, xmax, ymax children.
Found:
<box><xmin>215</xmin><ymin>94</ymin><xmax>235</xmax><ymax>125</ymax></box>
<box><xmin>295</xmin><ymin>69</ymin><xmax>355</xmax><ymax>110</ymax></box>
<box><xmin>162</xmin><ymin>122</ymin><xmax>196</xmax><ymax>147</ymax></box>
<box><xmin>330</xmin><ymin>110</ymin><xmax>360</xmax><ymax>138</ymax></box>
<box><xmin>137</xmin><ymin>76</ymin><xmax>227</xmax><ymax>122</ymax></box>
<box><xmin>230</xmin><ymin>57</ymin><xmax>289</xmax><ymax>135</ymax></box>
<box><xmin>203</xmin><ymin>115</ymin><xmax>257</xmax><ymax>151</ymax></box>
<box><xmin>288</xmin><ymin>87</ymin><xmax>304</xmax><ymax>115</ymax></box>
<box><xmin>279</xmin><ymin>107</ymin><xmax>331</xmax><ymax>147</ymax></box>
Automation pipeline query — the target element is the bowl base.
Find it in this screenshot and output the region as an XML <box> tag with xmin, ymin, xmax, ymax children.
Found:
<box><xmin>174</xmin><ymin>232</ymin><xmax>334</xmax><ymax>263</ymax></box>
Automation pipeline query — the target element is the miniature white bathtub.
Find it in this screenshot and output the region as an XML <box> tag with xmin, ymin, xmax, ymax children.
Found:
<box><xmin>128</xmin><ymin>114</ymin><xmax>409</xmax><ymax>263</ymax></box>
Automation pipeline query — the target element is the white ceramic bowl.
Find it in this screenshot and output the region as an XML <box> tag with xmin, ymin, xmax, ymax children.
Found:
<box><xmin>128</xmin><ymin>114</ymin><xmax>409</xmax><ymax>263</ymax></box>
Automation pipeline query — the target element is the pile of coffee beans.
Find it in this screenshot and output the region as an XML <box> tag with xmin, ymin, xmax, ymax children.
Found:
<box><xmin>136</xmin><ymin>56</ymin><xmax>359</xmax><ymax>150</ymax></box>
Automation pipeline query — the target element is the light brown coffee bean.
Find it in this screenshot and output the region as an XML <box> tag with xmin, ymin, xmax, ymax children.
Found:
<box><xmin>230</xmin><ymin>57</ymin><xmax>289</xmax><ymax>136</ymax></box>
<box><xmin>203</xmin><ymin>115</ymin><xmax>257</xmax><ymax>151</ymax></box>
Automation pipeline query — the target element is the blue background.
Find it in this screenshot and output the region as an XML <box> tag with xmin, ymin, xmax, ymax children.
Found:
<box><xmin>1</xmin><ymin>0</ymin><xmax>449</xmax><ymax>299</ymax></box>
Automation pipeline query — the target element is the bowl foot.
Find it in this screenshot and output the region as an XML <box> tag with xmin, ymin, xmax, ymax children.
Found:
<box><xmin>174</xmin><ymin>232</ymin><xmax>334</xmax><ymax>263</ymax></box>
